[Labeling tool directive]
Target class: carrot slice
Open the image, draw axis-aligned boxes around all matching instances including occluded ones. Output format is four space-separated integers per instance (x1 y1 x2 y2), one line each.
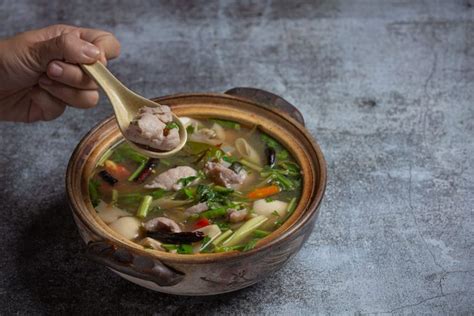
105 160 131 180
247 185 281 199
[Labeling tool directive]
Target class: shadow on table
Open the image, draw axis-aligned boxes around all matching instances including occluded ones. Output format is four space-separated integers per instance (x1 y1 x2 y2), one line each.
15 197 274 314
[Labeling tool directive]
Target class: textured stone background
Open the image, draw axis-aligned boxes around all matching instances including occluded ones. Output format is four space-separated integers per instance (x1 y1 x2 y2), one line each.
0 0 473 314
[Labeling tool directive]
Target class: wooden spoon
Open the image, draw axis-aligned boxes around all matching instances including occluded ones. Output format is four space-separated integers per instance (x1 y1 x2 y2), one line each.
80 62 187 158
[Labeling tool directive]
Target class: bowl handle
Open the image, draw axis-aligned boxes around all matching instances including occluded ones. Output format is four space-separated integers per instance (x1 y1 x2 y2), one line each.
85 240 184 286
224 87 305 126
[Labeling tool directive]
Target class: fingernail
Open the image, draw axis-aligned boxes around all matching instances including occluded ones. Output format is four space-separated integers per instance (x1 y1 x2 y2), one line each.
83 43 100 58
49 62 63 77
39 77 53 86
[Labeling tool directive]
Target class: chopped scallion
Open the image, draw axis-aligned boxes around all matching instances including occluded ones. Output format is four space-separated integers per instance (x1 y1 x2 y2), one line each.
239 159 263 172
253 229 271 238
222 215 267 247
212 229 233 246
177 244 193 254
128 160 147 182
136 195 153 219
88 179 101 207
243 238 260 251
111 189 118 205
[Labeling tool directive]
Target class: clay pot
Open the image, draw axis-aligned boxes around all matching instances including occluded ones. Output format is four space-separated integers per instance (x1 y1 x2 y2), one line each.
66 88 327 295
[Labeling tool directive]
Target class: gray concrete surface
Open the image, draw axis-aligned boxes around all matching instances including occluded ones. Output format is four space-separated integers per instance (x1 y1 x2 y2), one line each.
0 0 473 314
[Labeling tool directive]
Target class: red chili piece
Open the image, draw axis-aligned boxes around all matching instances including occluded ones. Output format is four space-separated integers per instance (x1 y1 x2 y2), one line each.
136 159 159 183
195 218 210 229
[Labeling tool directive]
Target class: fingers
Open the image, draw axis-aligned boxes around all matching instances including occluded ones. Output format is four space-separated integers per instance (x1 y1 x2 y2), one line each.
38 75 99 109
80 28 121 61
46 61 98 89
43 25 121 61
28 25 120 72
29 86 66 122
30 31 101 72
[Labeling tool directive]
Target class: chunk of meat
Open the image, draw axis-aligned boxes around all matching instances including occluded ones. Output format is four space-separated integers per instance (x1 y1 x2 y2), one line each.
184 202 209 215
124 105 180 151
204 162 246 189
144 166 198 191
228 208 248 223
143 217 182 233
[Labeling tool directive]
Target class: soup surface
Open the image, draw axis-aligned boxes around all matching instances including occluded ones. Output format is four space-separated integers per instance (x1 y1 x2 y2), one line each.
89 117 302 254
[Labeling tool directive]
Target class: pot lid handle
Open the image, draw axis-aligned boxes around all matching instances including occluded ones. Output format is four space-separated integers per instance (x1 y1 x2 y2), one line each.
85 240 184 287
224 87 305 126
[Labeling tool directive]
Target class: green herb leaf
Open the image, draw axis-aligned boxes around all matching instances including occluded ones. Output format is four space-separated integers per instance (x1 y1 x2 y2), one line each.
162 244 178 251
260 133 289 162
199 236 213 253
177 175 199 187
186 125 195 134
243 238 260 251
222 155 237 163
253 229 271 238
215 222 230 232
111 143 147 164
200 207 228 219
89 179 101 207
166 122 179 130
210 118 241 130
177 244 193 254
150 189 167 199
276 150 289 160
180 187 195 199
206 147 224 161
260 133 280 149
196 184 233 206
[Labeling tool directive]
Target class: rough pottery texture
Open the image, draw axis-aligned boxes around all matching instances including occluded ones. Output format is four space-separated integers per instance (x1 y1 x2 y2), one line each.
0 0 473 314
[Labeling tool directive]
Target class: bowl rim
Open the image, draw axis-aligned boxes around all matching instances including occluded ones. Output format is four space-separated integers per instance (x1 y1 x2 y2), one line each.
67 92 327 264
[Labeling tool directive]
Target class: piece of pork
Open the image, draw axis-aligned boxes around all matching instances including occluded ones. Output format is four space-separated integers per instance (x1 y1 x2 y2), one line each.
144 166 198 191
227 208 248 223
204 161 246 189
184 202 209 216
124 105 180 151
143 217 182 233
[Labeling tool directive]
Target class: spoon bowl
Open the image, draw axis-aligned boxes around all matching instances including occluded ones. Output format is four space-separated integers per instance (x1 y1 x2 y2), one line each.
80 62 187 158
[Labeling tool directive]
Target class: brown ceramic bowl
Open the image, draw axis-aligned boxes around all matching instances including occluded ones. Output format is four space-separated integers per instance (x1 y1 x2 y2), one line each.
66 88 327 295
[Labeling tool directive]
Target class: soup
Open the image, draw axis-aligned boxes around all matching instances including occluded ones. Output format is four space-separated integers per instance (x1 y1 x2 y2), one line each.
89 117 302 254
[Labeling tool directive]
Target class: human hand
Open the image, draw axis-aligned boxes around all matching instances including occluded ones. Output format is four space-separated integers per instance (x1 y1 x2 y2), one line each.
0 24 120 122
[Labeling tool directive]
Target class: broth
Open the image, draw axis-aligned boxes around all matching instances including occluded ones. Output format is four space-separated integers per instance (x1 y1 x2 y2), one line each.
89 117 302 254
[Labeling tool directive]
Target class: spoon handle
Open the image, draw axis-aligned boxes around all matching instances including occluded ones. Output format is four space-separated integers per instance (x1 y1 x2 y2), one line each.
80 62 130 108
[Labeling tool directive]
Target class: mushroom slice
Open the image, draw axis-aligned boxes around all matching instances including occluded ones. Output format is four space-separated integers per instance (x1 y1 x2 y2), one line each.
235 138 261 164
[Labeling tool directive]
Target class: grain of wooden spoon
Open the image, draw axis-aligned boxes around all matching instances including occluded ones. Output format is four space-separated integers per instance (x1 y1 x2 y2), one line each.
80 62 187 158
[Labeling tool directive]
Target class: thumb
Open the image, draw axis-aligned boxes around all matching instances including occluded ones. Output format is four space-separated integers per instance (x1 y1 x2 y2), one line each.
29 31 101 72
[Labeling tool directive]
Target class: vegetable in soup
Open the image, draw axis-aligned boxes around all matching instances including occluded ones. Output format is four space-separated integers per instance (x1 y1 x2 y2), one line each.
89 117 302 254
